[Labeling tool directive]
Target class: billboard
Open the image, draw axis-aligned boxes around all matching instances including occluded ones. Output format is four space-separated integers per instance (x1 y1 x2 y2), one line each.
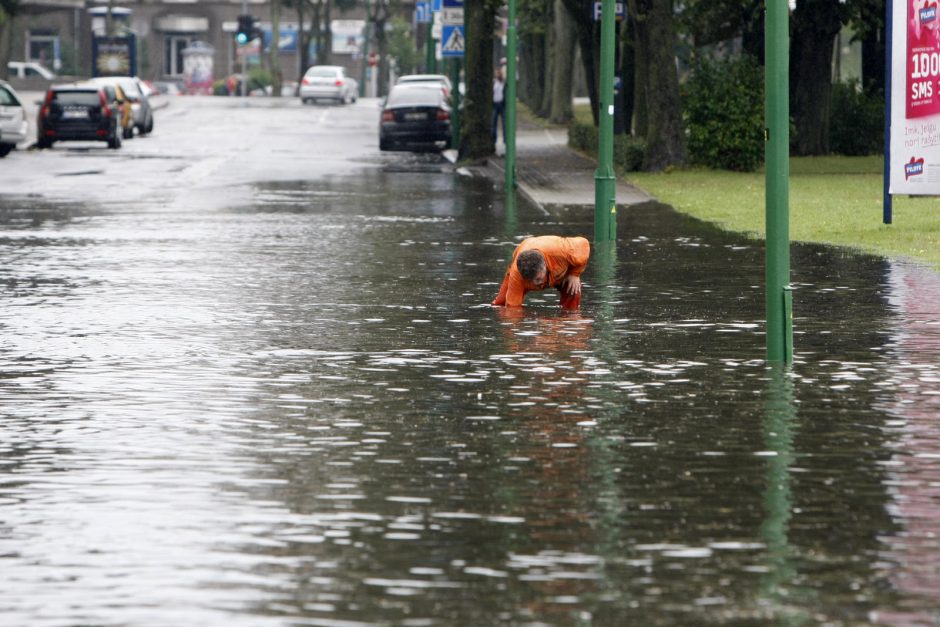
92 35 137 77
890 0 940 194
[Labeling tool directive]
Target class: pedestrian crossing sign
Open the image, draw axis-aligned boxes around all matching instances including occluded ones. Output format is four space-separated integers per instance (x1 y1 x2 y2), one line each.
441 25 465 57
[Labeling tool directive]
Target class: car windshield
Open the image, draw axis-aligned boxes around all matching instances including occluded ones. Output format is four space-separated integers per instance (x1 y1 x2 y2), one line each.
53 91 101 106
309 68 339 78
387 87 442 108
0 86 20 106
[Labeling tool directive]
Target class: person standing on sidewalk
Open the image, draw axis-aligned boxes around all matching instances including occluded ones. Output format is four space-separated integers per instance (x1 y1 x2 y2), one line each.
492 66 506 145
492 236 590 309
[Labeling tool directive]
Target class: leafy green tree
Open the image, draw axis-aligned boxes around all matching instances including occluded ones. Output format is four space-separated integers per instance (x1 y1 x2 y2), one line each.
387 17 419 76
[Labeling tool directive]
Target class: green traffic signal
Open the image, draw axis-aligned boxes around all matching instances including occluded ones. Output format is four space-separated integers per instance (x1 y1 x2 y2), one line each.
236 14 254 45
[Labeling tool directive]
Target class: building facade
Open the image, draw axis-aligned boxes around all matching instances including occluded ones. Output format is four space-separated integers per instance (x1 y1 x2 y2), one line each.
10 0 386 90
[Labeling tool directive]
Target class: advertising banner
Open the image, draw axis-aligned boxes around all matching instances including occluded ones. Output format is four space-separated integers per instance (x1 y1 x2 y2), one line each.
891 0 940 194
92 35 137 77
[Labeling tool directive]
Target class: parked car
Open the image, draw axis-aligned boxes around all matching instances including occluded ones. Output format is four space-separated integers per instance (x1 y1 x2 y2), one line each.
98 82 134 139
36 84 122 150
151 80 182 96
0 80 29 157
299 65 358 105
6 61 56 80
396 74 452 98
379 84 451 152
88 76 153 135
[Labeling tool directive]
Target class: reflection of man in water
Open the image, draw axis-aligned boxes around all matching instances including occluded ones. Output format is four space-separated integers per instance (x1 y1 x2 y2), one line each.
492 235 590 309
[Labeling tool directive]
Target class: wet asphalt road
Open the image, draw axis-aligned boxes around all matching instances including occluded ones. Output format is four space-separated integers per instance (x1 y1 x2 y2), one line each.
2 96 940 626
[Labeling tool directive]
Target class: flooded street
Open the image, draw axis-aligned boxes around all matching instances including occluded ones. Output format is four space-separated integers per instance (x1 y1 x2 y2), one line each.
2 97 939 625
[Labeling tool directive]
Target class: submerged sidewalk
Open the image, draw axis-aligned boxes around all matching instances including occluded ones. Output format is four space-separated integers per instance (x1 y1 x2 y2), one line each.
457 115 652 215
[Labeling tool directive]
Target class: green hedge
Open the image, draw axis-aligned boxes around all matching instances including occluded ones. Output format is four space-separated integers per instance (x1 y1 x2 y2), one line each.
830 80 884 156
568 120 646 172
683 56 765 172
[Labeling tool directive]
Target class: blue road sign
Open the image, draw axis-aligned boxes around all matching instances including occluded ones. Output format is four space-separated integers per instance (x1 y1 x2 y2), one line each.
442 0 463 7
415 0 431 23
432 0 442 12
592 1 626 21
441 24 465 57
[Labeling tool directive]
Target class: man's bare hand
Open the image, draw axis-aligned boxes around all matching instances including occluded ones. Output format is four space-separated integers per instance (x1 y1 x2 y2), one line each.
561 275 581 296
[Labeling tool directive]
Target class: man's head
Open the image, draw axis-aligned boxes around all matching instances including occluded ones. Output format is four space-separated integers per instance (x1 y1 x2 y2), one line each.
517 250 546 286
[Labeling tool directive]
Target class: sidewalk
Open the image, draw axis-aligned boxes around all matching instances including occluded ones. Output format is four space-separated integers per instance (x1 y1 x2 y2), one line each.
458 115 652 216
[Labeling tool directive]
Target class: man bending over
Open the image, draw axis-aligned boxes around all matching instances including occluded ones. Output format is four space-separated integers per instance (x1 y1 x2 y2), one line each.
492 235 591 309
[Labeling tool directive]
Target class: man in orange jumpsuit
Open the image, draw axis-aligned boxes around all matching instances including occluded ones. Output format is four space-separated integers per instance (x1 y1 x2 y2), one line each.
492 235 591 309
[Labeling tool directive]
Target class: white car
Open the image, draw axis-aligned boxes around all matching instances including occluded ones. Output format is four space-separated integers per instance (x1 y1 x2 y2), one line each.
0 80 29 157
7 61 56 80
396 74 452 97
299 65 358 105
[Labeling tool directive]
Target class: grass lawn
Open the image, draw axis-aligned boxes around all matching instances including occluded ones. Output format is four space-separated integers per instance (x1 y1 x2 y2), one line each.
628 156 940 269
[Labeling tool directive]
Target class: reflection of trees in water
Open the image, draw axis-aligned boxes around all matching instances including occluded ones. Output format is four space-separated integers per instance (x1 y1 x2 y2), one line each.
874 263 940 625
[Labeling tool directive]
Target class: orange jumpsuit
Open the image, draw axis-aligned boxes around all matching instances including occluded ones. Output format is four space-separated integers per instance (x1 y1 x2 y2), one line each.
492 236 591 309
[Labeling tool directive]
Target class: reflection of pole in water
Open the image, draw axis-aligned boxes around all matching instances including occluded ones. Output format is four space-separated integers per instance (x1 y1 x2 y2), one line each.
503 188 517 238
592 240 617 295
759 364 811 620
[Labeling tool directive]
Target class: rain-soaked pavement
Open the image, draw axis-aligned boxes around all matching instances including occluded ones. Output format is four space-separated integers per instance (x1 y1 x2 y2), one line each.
2 98 940 626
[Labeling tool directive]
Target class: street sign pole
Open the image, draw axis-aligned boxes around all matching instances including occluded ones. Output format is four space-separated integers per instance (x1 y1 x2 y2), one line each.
594 0 616 242
505 0 517 191
765 0 793 362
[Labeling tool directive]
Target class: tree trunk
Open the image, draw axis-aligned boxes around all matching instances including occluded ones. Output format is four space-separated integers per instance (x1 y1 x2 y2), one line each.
561 0 599 125
538 8 554 118
630 9 648 137
860 21 884 94
519 32 545 113
319 1 332 66
548 0 575 124
791 0 843 155
618 16 635 135
630 0 685 171
270 0 282 96
460 0 498 160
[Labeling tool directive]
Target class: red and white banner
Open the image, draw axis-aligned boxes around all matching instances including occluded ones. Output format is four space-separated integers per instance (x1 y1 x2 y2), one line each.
891 0 940 193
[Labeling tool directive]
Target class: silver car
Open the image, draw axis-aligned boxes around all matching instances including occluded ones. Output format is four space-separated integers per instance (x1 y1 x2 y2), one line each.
0 80 29 157
299 65 358 105
88 76 154 136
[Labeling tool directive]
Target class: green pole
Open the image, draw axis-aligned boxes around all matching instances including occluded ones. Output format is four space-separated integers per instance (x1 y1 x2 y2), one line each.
450 58 461 150
765 0 793 362
594 0 616 242
504 0 517 191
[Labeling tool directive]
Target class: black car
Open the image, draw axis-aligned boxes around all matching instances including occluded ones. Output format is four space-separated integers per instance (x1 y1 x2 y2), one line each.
379 84 451 152
36 84 122 150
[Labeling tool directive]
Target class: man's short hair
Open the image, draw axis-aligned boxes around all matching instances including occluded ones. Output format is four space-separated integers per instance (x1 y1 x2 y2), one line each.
516 249 545 281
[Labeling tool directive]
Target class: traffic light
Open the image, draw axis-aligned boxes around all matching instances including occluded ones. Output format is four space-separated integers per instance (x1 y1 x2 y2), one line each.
236 14 255 45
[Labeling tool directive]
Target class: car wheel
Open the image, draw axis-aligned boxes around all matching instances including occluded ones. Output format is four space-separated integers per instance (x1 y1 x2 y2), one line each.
144 115 153 134
108 130 122 149
36 138 52 150
123 127 133 140
0 143 13 158
379 137 391 151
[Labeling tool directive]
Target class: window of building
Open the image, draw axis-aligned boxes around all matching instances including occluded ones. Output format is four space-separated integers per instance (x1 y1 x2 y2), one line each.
27 31 60 73
165 35 193 76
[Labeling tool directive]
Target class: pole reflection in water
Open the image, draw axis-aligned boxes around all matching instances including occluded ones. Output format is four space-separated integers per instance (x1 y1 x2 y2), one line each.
503 188 518 238
759 364 810 621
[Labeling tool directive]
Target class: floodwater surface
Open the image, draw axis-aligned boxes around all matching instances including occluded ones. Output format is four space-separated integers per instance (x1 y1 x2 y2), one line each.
1 161 939 625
